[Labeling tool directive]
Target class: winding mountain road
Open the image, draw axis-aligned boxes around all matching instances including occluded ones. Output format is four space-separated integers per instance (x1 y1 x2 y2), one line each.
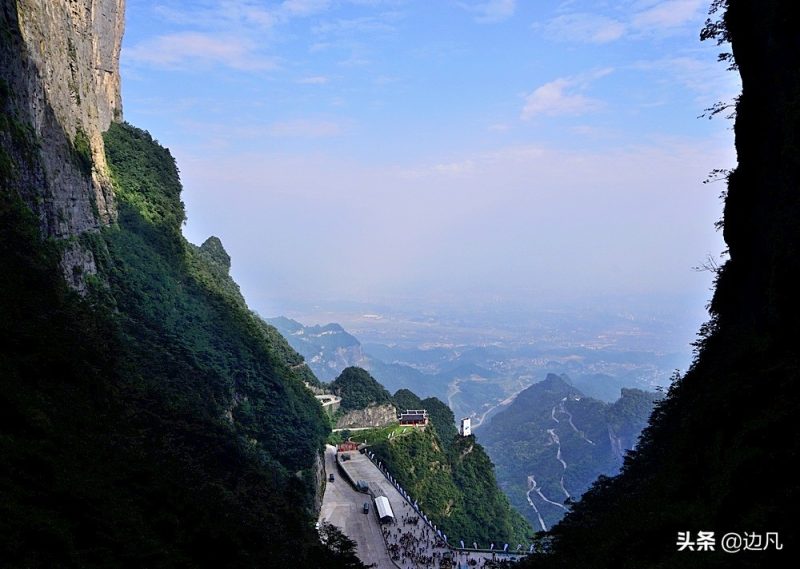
558 398 595 445
546 427 571 500
525 475 548 532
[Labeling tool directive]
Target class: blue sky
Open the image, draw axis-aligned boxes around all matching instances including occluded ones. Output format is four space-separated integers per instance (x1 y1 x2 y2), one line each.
121 0 739 317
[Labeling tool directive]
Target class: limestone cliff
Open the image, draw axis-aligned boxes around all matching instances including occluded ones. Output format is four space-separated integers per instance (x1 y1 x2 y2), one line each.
1 0 124 288
335 403 397 429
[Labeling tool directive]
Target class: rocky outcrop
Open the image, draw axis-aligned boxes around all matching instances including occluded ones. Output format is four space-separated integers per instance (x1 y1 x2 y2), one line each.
311 344 367 382
199 236 231 271
1 0 124 289
312 450 325 514
335 403 397 429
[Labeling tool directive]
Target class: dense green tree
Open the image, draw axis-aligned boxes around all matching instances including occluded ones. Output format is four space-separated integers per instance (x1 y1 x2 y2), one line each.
392 388 424 411
373 390 532 546
331 366 393 411
393 389 459 449
0 120 364 567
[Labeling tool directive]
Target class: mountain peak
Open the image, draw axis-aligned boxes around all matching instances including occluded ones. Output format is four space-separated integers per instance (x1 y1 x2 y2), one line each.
199 236 231 272
330 366 392 411
543 372 572 387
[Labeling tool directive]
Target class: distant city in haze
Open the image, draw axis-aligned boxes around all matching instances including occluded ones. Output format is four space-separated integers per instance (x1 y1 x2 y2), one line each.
274 291 707 355
265 290 703 428
120 0 737 388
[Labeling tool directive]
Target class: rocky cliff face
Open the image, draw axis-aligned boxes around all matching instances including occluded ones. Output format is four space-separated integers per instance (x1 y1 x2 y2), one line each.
335 403 397 429
312 450 326 514
1 0 124 289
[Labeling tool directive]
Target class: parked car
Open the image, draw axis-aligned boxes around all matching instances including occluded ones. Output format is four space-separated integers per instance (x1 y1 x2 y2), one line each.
329 473 335 482
363 502 370 514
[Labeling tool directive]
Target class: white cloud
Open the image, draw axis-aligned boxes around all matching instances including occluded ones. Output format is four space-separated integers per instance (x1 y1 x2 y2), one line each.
312 15 397 36
153 2 277 29
140 1 401 77
570 124 613 138
128 0 341 71
268 119 344 137
279 0 332 17
632 0 705 30
307 12 401 67
399 146 545 179
637 57 716 94
521 69 612 120
540 12 626 44
298 75 330 84
124 32 279 71
155 0 333 27
536 0 705 45
373 75 401 85
459 0 516 24
432 160 476 176
488 123 511 132
337 54 372 67
633 55 741 107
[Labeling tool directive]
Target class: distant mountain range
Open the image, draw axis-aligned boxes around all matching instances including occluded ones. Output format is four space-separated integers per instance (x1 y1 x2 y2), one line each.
266 316 667 428
270 315 661 535
477 374 660 532
266 316 367 382
266 316 453 400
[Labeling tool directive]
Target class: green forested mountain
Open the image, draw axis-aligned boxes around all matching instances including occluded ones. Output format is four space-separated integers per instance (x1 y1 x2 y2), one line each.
190 240 321 387
330 366 393 411
267 316 448 400
0 118 364 567
370 390 533 547
100 121 331 474
393 388 459 448
477 374 659 531
2 4 529 560
5 1 797 567
518 1 798 566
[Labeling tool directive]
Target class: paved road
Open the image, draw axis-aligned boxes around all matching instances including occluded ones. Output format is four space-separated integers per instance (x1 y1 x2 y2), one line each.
319 445 396 569
325 446 528 568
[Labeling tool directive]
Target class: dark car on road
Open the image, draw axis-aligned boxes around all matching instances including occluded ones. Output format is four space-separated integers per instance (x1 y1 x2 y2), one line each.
329 473 335 482
363 502 370 514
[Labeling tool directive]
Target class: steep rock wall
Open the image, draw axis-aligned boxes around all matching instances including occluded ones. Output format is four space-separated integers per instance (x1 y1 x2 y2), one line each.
335 403 397 429
1 0 124 288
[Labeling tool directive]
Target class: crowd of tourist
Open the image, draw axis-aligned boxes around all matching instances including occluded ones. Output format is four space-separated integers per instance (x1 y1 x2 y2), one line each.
380 498 520 568
360 450 523 568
